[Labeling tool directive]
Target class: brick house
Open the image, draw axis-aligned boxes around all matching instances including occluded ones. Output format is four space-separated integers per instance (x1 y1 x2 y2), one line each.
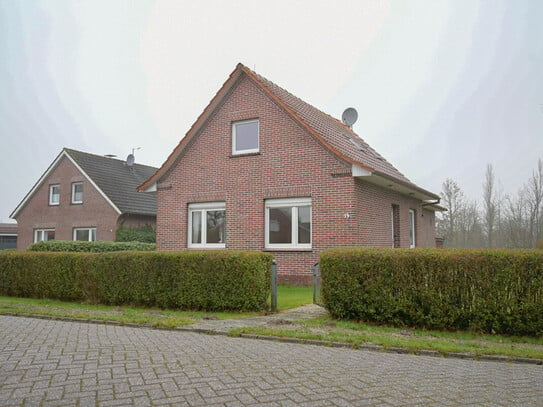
11 148 157 250
139 64 443 284
0 223 17 250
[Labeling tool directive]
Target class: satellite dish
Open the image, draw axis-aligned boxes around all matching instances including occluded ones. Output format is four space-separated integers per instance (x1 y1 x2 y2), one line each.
342 107 358 128
126 154 135 167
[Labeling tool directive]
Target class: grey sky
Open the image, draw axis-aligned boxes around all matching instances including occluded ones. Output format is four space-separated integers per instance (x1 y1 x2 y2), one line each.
1 0 542 223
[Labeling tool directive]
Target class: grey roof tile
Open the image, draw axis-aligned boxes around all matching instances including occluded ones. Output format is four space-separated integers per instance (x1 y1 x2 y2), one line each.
65 149 157 216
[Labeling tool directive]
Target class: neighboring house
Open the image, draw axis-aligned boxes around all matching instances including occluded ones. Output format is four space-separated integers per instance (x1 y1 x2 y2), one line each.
139 63 443 284
0 223 17 250
11 148 158 250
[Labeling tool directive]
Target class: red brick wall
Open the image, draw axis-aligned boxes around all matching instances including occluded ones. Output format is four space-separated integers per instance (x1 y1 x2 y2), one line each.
14 155 120 250
354 180 436 249
156 75 437 284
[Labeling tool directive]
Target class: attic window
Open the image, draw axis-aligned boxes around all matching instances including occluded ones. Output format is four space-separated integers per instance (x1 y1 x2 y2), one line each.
232 119 259 155
71 182 83 204
49 184 60 206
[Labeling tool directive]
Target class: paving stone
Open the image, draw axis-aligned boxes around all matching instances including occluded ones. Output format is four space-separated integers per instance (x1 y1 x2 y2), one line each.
1 315 543 406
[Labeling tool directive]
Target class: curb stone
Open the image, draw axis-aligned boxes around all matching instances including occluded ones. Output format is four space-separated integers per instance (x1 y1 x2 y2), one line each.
2 311 542 366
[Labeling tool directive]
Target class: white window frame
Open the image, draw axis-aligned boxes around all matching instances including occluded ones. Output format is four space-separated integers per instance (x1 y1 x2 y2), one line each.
73 227 96 242
49 184 60 205
71 182 83 204
409 209 416 248
34 229 55 243
188 202 226 248
265 197 312 250
232 119 259 155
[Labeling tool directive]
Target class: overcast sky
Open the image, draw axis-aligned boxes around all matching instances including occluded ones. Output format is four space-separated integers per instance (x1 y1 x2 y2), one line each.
1 0 542 223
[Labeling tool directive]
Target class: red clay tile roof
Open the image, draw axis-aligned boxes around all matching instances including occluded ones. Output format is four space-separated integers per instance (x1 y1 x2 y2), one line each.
139 63 438 200
244 66 411 183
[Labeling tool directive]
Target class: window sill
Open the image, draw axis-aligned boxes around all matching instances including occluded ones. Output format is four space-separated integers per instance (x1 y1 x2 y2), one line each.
229 152 261 158
263 248 313 252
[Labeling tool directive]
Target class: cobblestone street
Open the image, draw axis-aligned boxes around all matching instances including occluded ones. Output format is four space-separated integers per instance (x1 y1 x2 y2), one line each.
1 315 542 406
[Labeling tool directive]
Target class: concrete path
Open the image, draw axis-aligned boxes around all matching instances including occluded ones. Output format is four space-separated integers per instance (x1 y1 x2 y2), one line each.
1 315 542 406
183 303 328 334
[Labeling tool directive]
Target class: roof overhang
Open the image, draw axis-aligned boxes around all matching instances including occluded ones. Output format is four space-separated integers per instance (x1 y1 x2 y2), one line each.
352 164 442 204
10 149 122 219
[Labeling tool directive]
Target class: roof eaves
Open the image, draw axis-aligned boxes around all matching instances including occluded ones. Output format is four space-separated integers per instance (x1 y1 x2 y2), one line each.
10 149 67 219
138 64 246 191
240 65 375 174
63 151 122 215
373 170 440 201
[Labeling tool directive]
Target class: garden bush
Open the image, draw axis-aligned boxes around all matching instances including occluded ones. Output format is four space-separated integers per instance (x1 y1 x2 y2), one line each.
115 225 156 243
321 248 543 336
27 240 156 252
0 250 273 311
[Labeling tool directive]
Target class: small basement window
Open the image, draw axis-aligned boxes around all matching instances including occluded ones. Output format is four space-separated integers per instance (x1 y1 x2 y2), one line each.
232 119 259 155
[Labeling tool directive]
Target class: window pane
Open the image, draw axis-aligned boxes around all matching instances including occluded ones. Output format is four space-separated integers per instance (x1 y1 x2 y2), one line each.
191 211 202 244
90 229 96 241
46 230 55 241
75 229 89 241
206 210 225 244
269 207 292 244
235 121 258 152
50 185 60 204
298 206 311 244
409 210 415 247
73 183 83 202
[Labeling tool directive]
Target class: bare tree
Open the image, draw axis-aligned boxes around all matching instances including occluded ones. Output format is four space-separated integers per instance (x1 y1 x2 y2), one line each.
482 164 497 248
439 178 465 247
526 158 543 247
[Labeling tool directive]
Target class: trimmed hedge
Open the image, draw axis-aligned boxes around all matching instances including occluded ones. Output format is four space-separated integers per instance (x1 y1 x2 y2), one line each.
321 248 543 336
28 240 156 252
0 250 273 311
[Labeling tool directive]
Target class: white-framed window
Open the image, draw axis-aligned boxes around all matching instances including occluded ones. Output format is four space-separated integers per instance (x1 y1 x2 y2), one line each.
265 197 311 249
71 182 83 204
73 227 96 242
188 202 226 248
409 209 416 248
34 229 55 242
232 119 259 155
49 184 60 205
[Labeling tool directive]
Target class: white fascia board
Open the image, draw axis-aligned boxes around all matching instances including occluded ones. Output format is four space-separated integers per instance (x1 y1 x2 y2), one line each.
141 182 157 193
352 164 372 177
10 150 67 218
64 154 122 215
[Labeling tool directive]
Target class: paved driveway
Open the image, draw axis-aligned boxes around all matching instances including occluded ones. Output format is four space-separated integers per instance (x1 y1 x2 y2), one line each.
1 316 542 406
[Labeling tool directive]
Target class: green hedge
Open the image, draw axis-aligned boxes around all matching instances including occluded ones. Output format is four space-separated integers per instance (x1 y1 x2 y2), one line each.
28 240 156 252
115 225 156 243
321 248 543 336
0 251 273 311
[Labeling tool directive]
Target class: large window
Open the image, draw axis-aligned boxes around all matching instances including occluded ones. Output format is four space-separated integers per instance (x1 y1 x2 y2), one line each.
188 202 226 248
71 182 83 204
49 184 60 205
35 229 55 242
265 198 311 249
232 119 259 155
73 227 96 242
409 209 416 248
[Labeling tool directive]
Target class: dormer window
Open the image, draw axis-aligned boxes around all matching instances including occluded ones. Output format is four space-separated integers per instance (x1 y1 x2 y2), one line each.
49 184 60 205
232 119 259 155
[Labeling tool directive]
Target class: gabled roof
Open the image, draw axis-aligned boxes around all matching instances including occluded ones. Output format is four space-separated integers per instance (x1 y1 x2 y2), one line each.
139 63 439 201
11 148 158 219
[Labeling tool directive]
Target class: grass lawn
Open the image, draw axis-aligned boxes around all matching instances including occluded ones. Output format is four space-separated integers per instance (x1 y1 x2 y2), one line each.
0 285 312 328
2 287 542 360
276 285 313 310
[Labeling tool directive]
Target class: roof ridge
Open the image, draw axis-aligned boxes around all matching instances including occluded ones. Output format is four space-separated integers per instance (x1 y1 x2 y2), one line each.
64 147 158 171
